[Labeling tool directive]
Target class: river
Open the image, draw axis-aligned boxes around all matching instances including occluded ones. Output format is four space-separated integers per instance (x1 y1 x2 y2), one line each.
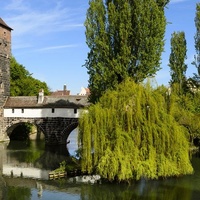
0 130 200 200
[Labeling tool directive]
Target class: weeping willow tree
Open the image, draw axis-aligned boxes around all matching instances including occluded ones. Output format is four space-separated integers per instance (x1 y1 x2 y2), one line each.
78 79 193 182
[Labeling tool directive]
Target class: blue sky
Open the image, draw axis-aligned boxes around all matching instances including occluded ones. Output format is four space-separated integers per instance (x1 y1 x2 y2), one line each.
0 0 199 94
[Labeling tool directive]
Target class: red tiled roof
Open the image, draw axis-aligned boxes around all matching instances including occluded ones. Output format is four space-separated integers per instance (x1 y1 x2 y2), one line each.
0 18 13 30
50 90 70 96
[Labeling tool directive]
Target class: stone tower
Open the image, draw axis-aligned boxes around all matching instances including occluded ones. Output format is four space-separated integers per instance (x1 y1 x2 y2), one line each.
0 18 12 141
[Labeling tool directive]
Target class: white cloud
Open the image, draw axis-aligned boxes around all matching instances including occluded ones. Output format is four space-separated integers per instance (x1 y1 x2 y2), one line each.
37 44 78 52
4 0 84 37
4 0 28 11
2 0 86 53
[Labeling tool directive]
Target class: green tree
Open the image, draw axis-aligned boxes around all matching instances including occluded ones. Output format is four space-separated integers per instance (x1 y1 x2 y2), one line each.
10 57 50 96
78 79 193 182
192 3 200 85
168 31 187 93
84 0 169 103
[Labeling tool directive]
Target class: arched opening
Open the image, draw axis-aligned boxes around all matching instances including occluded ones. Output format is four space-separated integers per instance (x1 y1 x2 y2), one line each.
67 127 79 156
7 122 45 141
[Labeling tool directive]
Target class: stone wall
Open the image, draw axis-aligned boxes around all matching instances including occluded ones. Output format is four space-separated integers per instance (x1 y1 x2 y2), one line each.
0 55 10 141
0 56 10 99
0 20 12 142
4 117 78 145
36 117 78 145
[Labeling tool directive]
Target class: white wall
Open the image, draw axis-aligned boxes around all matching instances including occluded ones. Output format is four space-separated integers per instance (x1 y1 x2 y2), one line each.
3 164 50 180
3 108 81 118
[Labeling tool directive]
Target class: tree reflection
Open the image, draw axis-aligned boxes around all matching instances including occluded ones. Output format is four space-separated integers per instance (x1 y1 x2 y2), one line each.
7 140 44 164
79 180 193 200
35 144 69 170
6 140 70 170
6 186 31 200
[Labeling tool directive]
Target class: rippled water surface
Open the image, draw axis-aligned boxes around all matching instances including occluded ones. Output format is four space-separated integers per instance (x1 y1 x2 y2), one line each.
0 131 200 200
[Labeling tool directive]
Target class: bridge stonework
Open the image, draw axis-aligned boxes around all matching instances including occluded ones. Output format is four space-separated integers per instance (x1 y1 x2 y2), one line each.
5 117 79 145
36 117 78 145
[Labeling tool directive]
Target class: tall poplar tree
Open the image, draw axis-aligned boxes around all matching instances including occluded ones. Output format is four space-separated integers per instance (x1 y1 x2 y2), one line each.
192 3 200 84
84 0 169 103
168 31 187 93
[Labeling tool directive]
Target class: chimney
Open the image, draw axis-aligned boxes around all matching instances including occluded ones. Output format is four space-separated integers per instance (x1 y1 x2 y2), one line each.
63 84 67 91
38 89 44 104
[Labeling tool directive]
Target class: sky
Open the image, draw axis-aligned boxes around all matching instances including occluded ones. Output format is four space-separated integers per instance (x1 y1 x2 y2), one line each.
0 0 199 94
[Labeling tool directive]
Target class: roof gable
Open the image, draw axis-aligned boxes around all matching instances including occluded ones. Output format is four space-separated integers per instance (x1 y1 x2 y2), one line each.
0 18 13 30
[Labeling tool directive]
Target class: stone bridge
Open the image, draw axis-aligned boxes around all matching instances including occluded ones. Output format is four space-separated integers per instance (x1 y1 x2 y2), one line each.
2 93 89 145
0 18 90 146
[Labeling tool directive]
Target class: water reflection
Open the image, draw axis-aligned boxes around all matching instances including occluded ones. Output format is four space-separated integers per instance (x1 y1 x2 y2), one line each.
1 138 200 199
0 177 193 200
3 140 70 180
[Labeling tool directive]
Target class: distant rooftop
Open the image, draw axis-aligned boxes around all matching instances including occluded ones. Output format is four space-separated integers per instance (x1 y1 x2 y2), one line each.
50 84 70 96
79 87 90 96
50 90 70 96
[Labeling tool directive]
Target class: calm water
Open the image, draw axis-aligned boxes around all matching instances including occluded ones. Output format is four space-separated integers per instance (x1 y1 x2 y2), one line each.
0 131 200 200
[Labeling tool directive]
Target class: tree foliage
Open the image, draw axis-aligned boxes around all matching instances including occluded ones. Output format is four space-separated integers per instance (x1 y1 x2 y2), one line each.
168 31 187 93
10 57 50 96
78 79 193 182
192 3 200 86
84 0 169 103
168 83 200 141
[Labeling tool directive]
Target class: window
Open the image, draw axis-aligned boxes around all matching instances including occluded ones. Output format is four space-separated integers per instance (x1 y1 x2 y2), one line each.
74 108 77 114
12 109 14 113
21 109 24 113
52 108 55 113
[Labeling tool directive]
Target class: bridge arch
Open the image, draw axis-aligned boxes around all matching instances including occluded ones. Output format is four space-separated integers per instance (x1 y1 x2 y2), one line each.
5 118 44 141
6 118 35 136
60 120 79 144
4 117 80 145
